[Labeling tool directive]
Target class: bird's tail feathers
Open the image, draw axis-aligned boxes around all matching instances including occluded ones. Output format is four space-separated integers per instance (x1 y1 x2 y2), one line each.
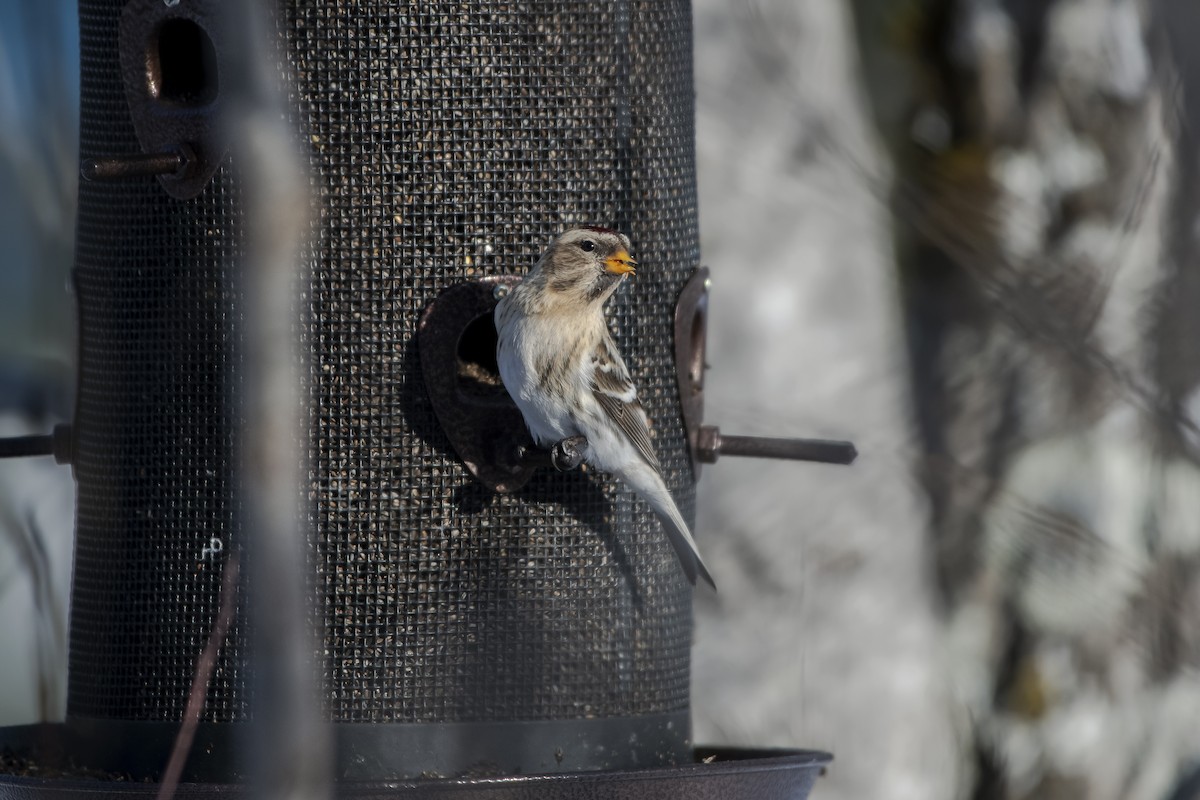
617 462 715 589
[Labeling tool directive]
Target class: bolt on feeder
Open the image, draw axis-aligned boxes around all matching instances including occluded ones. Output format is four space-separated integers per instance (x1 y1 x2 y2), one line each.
1 1 850 798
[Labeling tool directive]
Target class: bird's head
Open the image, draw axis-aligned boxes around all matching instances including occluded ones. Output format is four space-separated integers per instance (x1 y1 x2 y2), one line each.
534 226 637 306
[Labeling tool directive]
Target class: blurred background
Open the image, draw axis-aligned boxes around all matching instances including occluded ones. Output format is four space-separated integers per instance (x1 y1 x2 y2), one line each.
0 3 77 726
3 1 1200 799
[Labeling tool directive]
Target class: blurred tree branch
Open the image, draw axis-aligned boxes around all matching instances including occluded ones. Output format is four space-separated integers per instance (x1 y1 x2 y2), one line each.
849 1 1200 798
229 4 330 799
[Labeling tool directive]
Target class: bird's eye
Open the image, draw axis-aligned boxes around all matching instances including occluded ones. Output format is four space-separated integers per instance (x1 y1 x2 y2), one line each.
579 240 596 252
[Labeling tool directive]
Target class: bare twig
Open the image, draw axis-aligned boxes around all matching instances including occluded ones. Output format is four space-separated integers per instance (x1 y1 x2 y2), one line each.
156 553 240 800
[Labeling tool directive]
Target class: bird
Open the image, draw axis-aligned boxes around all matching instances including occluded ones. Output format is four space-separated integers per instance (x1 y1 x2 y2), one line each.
494 226 715 588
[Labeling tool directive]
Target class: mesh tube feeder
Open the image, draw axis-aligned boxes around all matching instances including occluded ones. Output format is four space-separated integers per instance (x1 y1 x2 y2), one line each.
1 1 844 797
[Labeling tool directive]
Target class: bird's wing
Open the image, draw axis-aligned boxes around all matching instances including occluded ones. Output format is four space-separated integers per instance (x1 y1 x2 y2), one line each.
590 333 662 471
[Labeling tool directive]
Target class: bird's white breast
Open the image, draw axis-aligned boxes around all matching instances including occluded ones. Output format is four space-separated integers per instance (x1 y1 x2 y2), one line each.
495 295 647 475
495 301 580 446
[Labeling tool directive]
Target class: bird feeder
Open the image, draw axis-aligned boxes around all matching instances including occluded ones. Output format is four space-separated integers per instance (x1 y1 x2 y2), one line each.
0 1 848 797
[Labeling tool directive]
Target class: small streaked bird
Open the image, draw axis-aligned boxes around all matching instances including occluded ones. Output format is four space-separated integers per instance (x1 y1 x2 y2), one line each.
495 226 715 588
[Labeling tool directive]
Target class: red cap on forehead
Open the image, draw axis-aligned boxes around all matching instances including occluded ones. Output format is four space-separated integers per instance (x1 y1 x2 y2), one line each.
580 224 621 235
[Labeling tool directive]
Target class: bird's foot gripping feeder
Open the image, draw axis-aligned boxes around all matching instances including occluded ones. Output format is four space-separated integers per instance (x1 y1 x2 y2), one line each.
515 436 590 473
2 1 837 798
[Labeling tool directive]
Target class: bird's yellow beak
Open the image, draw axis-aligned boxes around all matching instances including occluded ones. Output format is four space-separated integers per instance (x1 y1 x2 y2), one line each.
605 250 637 275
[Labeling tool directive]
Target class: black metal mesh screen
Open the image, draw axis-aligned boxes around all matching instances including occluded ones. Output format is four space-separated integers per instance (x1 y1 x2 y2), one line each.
70 0 699 739
70 0 248 721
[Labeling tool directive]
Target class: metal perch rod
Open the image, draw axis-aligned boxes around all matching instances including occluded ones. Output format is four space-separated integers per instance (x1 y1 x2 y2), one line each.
698 428 857 465
0 435 54 458
518 430 857 473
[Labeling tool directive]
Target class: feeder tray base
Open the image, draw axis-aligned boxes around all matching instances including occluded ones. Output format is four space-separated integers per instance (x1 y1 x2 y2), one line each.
0 747 829 800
